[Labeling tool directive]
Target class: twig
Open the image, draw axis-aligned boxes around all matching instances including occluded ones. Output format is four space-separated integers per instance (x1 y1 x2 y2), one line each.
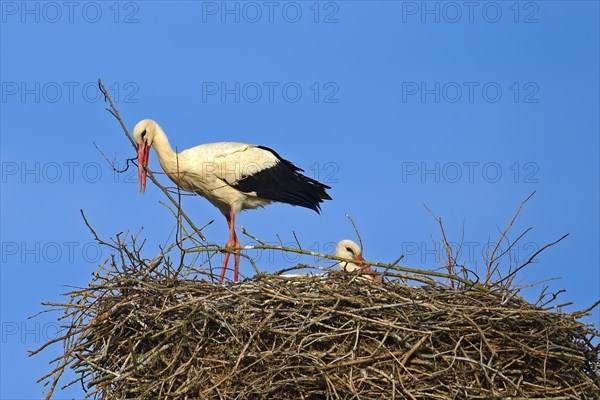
495 233 569 288
487 192 536 274
345 214 363 251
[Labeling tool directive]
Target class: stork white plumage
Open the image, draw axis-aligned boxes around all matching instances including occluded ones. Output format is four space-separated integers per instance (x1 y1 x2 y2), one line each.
132 119 332 283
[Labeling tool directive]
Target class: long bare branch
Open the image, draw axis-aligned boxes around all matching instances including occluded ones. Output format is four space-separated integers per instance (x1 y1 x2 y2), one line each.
97 79 207 241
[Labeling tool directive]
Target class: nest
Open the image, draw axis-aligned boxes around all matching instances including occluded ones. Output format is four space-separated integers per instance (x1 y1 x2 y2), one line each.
37 260 599 399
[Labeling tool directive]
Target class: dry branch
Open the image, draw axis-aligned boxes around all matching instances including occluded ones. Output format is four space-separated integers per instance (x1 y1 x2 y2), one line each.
97 79 208 241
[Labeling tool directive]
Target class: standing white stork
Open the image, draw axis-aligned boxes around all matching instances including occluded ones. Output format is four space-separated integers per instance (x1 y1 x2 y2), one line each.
132 119 332 283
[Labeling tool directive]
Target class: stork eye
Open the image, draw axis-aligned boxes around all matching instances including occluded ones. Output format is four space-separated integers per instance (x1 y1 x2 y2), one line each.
345 247 354 254
141 129 147 139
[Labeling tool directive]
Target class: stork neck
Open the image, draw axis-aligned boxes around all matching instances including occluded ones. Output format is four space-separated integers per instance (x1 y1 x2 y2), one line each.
151 127 177 164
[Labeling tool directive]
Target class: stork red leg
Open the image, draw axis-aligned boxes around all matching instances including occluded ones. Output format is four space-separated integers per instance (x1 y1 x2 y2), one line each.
219 208 241 283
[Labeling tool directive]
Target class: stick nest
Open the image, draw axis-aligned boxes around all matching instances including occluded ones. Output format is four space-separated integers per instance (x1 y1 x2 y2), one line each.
37 262 599 399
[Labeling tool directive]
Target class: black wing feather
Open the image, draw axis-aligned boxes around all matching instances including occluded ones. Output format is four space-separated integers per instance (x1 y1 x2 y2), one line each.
232 145 332 213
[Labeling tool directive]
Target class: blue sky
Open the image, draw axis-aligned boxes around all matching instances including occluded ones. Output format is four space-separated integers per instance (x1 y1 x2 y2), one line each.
1 1 599 398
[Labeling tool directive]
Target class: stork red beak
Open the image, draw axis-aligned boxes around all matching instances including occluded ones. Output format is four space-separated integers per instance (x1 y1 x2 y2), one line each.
354 255 381 281
137 143 150 193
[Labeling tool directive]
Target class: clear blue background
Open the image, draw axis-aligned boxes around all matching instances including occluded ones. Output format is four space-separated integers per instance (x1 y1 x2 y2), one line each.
1 1 598 398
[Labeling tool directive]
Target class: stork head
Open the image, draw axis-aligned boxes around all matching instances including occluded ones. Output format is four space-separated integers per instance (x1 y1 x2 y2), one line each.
335 239 379 281
132 119 158 193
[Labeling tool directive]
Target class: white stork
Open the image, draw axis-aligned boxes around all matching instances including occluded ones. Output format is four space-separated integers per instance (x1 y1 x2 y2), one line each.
282 240 379 281
132 119 332 282
335 239 380 281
